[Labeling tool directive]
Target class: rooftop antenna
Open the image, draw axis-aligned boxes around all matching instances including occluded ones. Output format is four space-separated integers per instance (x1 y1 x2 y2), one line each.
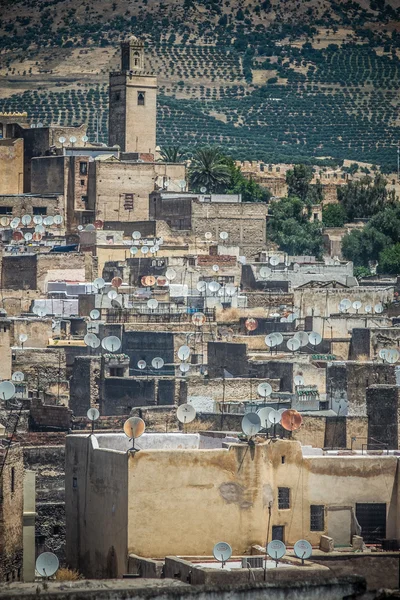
137 360 147 371
179 362 190 375
386 349 399 364
205 231 213 241
58 136 66 147
267 540 286 568
130 246 138 255
147 298 158 311
192 312 206 327
123 417 145 452
294 539 312 565
177 403 196 432
269 255 280 269
157 275 168 287
241 412 261 439
268 409 282 438
294 375 305 386
87 407 100 433
179 179 187 192
365 304 372 313
102 336 121 352
196 281 207 293
374 303 383 314
208 281 220 294
53 215 63 226
141 246 150 255
379 348 388 362
69 136 77 147
82 135 89 146
0 217 10 227
43 216 54 226
178 345 190 361
108 289 118 301
111 276 123 289
212 542 232 569
259 266 271 279
219 231 228 243
339 298 351 313
93 277 106 292
165 268 177 281
294 332 309 348
24 232 33 242
94 220 104 230
200 186 207 194
212 264 220 273
36 552 59 579
281 409 303 432
19 333 28 348
132 231 141 241
84 333 101 349
257 407 273 434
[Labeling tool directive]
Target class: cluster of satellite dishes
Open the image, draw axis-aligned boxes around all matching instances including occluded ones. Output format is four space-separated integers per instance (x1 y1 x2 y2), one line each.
129 230 164 257
241 404 303 438
338 299 384 314
212 538 312 569
0 214 63 243
259 257 280 279
264 331 321 353
58 135 89 147
379 348 400 364
203 231 229 244
196 279 237 299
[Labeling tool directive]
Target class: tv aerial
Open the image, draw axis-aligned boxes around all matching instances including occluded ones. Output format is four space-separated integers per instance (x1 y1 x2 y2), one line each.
82 135 89 144
36 552 59 578
37 307 47 318
108 289 118 300
90 309 100 320
179 179 187 191
225 285 236 297
196 281 207 293
111 277 123 289
208 281 220 293
257 382 272 399
192 312 206 326
12 371 24 382
141 245 149 254
123 416 145 452
294 375 305 386
93 277 105 291
69 136 77 145
212 264 220 272
308 331 322 347
0 381 15 400
386 349 399 364
33 215 43 225
85 224 96 232
294 539 312 565
339 298 351 313
102 336 121 352
130 246 138 255
365 304 372 313
58 136 66 145
259 266 271 279
53 215 63 225
177 403 196 424
179 363 190 374
281 409 303 431
265 334 278 348
87 407 100 433
241 412 261 437
205 231 213 240
152 357 164 370
268 409 282 426
10 217 20 229
0 216 10 227
178 345 190 361
147 298 158 310
132 231 141 240
19 333 28 347
257 407 273 431
212 542 232 569
267 540 286 564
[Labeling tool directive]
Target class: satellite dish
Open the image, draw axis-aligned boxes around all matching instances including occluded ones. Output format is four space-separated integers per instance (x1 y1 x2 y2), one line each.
386 349 399 364
274 332 283 345
19 333 28 344
130 246 138 255
287 338 300 352
85 224 96 232
212 264 220 272
36 122 44 128
339 298 351 313
219 231 229 241
123 416 145 440
33 215 43 225
141 275 156 287
111 276 123 289
267 540 287 560
294 375 305 386
205 232 212 240
259 266 272 279
177 403 196 423
225 285 236 297
93 277 105 291
10 218 20 229
213 542 232 564
147 298 158 310
12 371 24 382
179 363 190 373
268 409 282 425
352 300 362 313
308 331 322 346
24 232 33 241
200 186 207 193
87 407 100 421
374 303 383 314
141 245 149 255
37 308 47 317
152 357 164 369
35 552 59 577
179 179 187 190
178 345 190 361
0 216 10 226
0 381 15 400
281 409 303 431
165 268 176 280
21 214 32 226
294 539 312 561
241 412 261 437
84 333 99 347
365 304 372 313
137 360 147 371
132 231 141 240
69 136 77 144
257 407 273 429
265 334 278 348
58 136 66 144
32 231 42 241
150 246 157 254
197 281 207 292
13 231 23 242
82 135 89 143
245 318 258 332
294 331 309 347
157 275 168 287
192 312 206 326
379 348 388 361
35 225 45 234
258 382 272 398
53 215 63 225
108 290 118 300
208 281 220 293
102 336 121 352
90 309 100 320
94 220 104 230
269 255 280 266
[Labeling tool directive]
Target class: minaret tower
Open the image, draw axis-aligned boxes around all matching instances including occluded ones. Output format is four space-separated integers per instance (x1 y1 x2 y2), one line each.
108 36 157 157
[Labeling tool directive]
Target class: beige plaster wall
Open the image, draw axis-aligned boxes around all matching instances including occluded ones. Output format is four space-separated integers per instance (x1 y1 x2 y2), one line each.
0 139 23 194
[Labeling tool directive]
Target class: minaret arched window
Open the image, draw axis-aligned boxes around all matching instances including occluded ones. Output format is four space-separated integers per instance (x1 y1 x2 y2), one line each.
133 52 140 67
137 92 145 106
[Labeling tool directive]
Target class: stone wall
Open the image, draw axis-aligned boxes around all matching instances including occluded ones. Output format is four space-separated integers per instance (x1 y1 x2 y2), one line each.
29 398 72 431
0 444 23 582
367 385 399 450
0 138 23 194
69 356 101 416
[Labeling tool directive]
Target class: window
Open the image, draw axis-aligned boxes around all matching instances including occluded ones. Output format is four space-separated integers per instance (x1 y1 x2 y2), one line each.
278 487 290 509
81 179 85 186
33 207 47 215
81 195 88 203
53 525 61 535
272 525 284 541
110 367 124 377
10 467 15 493
79 162 88 175
124 193 134 210
115 92 121 102
73 477 77 489
313 213 319 221
281 456 286 464
0 206 12 215
310 505 325 531
137 92 145 106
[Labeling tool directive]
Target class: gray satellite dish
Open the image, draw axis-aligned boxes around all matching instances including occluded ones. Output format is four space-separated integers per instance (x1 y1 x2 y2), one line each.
179 179 187 190
179 363 190 373
219 231 229 241
0 381 15 400
197 281 207 292
267 540 286 560
12 371 25 382
19 333 28 345
35 225 45 234
374 303 383 314
36 552 59 577
165 268 176 281
177 403 196 423
353 300 362 313
268 409 281 425
178 345 190 361
53 215 63 225
108 290 118 300
85 224 96 231
294 375 305 386
102 336 121 352
274 332 284 345
265 334 278 348
141 246 149 254
225 285 236 297
294 331 309 347
87 407 100 421
150 246 157 254
287 338 300 352
259 266 272 279
84 333 99 348
21 214 32 226
93 277 105 291
241 412 261 437
130 246 138 255
257 407 273 429
132 231 141 240
90 309 100 320
37 308 47 317
33 215 43 225
200 186 207 193
213 542 232 566
208 281 220 293
10 218 20 229
212 264 220 272
294 539 312 562
270 255 280 266
137 360 147 370
258 382 272 398
386 349 399 364
152 357 164 369
308 331 322 346
58 136 66 144
43 216 53 226
147 299 158 310
365 304 372 313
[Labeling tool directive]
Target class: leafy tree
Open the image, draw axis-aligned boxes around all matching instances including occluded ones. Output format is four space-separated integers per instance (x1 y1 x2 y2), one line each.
341 227 390 266
268 197 323 257
188 146 231 193
378 244 400 274
226 160 271 202
158 146 187 163
354 266 372 279
337 174 396 220
322 203 347 227
286 164 313 202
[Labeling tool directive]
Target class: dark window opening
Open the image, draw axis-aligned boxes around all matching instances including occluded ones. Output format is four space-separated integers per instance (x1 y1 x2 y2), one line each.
313 213 318 221
79 162 88 175
137 92 145 106
33 207 47 215
188 258 196 266
110 367 124 377
278 487 290 509
73 477 77 489
310 505 325 531
0 206 12 215
11 466 15 493
53 525 61 535
115 92 121 101
272 525 284 541
80 179 85 186
356 503 386 543
281 456 285 464
81 196 88 203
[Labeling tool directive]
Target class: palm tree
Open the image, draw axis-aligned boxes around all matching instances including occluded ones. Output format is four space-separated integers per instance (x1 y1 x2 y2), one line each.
158 146 187 162
188 146 231 193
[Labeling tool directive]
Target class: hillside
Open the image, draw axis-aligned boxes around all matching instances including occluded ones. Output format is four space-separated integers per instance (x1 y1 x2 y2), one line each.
1 0 400 169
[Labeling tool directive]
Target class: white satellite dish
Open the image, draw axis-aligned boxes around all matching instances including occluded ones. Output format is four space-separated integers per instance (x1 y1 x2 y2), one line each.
93 277 105 291
212 264 220 272
379 348 388 361
84 333 100 348
132 231 141 240
274 332 283 345
69 136 77 144
36 552 59 577
294 375 305 386
200 186 207 193
219 231 229 241
179 363 190 373
260 266 272 279
33 215 42 225
141 245 149 254
177 403 196 423
257 407 273 429
102 336 121 352
265 334 278 348
386 349 399 364
24 232 33 241
58 136 66 144
21 214 32 226
0 381 15 400
12 371 25 382
35 225 45 234
179 179 187 190
374 303 383 314
178 345 190 361
150 246 157 254
19 333 28 345
268 409 282 425
130 246 138 255
90 309 100 320
108 290 118 300
85 224 96 232
294 331 309 347
165 268 176 281
10 218 20 229
269 255 280 266
365 304 372 313
147 299 158 310
287 338 300 352
257 382 272 398
87 407 100 421
137 360 147 370
37 308 47 317
44 216 54 226
308 331 322 346
82 135 89 143
241 412 261 436
53 215 63 225
197 281 207 292
294 539 312 562
205 232 213 240
225 285 236 297
267 540 286 560
151 357 164 369
213 542 232 565
352 300 362 313
208 281 220 293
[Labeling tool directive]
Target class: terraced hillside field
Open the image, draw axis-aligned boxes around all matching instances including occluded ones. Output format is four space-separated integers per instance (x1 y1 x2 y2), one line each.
0 0 400 169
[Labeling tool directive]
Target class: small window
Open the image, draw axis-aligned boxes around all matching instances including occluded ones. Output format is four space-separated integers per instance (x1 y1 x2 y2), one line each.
73 477 77 489
281 456 285 464
53 525 61 535
115 91 121 102
81 195 88 203
109 367 124 377
80 179 85 186
33 207 47 215
137 92 145 106
310 505 325 531
278 487 290 509
313 213 318 221
124 193 134 210
79 162 88 175
0 206 12 215
11 467 15 493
